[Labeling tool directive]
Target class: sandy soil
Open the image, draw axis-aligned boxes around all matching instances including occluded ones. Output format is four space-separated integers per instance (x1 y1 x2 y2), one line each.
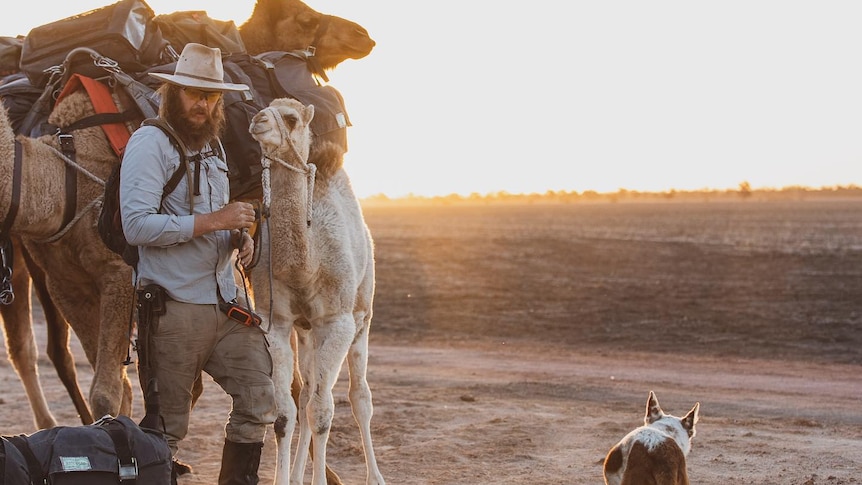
1 200 861 484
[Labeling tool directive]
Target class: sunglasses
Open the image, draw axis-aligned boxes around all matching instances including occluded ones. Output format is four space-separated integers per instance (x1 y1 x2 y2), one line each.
183 87 223 104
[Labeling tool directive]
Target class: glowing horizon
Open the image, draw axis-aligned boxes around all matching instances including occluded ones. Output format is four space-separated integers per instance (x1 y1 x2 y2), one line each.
5 1 862 200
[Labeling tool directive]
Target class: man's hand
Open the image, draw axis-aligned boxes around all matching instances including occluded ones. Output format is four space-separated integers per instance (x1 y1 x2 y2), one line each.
193 201 256 237
233 230 255 268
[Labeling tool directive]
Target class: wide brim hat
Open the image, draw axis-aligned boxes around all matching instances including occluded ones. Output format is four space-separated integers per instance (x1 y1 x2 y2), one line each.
150 43 248 92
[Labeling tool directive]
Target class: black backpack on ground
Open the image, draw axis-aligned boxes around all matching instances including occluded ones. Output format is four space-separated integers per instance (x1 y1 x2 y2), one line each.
0 415 171 484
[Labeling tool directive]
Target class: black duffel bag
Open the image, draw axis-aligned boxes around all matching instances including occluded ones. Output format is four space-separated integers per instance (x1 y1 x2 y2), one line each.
0 415 172 484
19 0 170 88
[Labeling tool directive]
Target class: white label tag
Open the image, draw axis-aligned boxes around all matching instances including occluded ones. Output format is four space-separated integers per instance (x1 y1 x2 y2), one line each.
336 112 347 128
60 456 92 472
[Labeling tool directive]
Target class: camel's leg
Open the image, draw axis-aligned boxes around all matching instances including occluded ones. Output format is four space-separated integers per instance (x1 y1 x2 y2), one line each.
47 274 133 419
0 251 57 430
305 316 355 485
94 282 134 417
291 338 344 485
22 247 93 424
270 323 298 485
291 328 315 483
347 318 385 485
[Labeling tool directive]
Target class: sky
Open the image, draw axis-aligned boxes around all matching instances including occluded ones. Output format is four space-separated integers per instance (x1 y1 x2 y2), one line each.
3 1 862 198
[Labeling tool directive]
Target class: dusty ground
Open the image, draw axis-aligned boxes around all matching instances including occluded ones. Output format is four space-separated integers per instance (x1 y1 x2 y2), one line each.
1 199 861 484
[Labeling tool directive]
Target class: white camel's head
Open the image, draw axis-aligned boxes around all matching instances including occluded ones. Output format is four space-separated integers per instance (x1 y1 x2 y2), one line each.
249 98 314 163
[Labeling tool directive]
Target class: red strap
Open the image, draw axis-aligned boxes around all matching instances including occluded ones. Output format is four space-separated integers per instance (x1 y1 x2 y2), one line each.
56 74 131 157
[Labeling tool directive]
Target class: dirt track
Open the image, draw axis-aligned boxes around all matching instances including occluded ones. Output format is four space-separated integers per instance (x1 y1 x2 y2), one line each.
1 200 861 484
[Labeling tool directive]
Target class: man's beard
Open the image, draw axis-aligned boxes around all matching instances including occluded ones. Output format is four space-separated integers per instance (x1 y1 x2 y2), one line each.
159 85 226 151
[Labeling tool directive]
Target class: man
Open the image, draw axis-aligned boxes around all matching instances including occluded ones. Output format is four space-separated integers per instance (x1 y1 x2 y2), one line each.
120 43 276 484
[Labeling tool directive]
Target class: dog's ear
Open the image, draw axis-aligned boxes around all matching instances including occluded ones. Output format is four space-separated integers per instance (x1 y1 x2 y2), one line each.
682 402 700 437
645 390 664 424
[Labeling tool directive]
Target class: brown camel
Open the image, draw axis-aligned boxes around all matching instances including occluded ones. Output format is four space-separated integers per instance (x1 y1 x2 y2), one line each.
239 0 376 64
0 88 137 427
2 0 374 435
249 98 384 485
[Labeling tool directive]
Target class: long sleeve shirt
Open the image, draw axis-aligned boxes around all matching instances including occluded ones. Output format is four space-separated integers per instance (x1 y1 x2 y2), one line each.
119 123 237 304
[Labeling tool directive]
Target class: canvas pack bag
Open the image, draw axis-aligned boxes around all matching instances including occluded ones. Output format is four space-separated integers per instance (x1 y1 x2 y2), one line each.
0 36 23 77
234 51 352 152
153 10 247 56
0 74 43 135
19 0 170 88
0 415 171 484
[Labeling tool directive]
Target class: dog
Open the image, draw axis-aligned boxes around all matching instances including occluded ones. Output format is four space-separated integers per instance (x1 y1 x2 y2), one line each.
603 391 700 485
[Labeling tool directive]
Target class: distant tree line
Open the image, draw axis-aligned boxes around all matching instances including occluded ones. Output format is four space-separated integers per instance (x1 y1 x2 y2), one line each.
360 183 862 206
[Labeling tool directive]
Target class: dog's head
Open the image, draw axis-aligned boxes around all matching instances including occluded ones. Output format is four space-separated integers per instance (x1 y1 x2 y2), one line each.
644 390 700 454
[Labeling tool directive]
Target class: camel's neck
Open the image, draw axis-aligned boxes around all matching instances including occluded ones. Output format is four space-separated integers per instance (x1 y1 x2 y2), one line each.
267 154 316 278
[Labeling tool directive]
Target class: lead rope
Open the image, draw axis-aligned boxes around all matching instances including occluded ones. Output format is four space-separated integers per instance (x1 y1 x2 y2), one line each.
259 155 275 333
233 256 267 333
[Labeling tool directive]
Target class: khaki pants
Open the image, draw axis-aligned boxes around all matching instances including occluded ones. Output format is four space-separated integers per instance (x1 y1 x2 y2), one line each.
149 299 276 456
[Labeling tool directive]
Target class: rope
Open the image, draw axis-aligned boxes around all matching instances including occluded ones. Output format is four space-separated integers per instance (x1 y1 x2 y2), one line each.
258 106 315 226
261 157 271 218
29 143 110 243
45 143 108 187
32 196 103 244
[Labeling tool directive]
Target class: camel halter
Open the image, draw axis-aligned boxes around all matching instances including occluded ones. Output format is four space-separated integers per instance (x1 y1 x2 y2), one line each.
305 15 332 83
256 105 316 334
258 106 316 227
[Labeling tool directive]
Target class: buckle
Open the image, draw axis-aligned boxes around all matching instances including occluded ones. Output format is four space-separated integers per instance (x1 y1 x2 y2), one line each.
118 457 138 481
58 133 75 154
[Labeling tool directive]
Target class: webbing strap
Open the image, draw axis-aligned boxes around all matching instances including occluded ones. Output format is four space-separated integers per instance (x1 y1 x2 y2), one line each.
105 419 138 483
307 16 331 82
56 134 78 233
0 141 24 305
6 435 46 484
56 74 132 157
64 112 138 133
141 118 223 214
110 70 159 120
1 140 23 239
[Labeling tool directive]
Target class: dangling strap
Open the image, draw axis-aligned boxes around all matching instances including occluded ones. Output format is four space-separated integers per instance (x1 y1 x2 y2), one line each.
1 140 23 239
306 15 332 83
6 434 47 484
0 140 24 305
103 418 138 483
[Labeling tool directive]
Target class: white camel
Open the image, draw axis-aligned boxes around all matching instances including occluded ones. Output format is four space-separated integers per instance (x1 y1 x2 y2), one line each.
249 98 384 485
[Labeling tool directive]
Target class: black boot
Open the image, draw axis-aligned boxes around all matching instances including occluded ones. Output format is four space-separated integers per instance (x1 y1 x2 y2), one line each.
218 440 263 485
